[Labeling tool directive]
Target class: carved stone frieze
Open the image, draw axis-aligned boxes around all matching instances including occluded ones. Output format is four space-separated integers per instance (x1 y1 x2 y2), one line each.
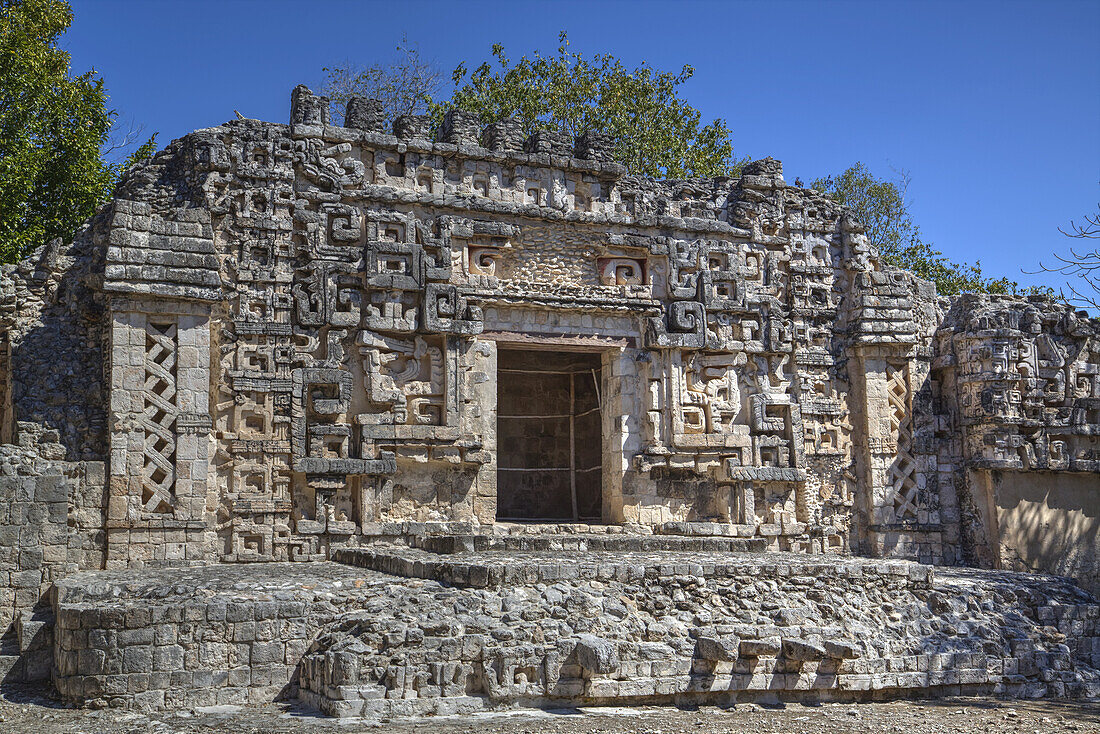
0 85 1093 571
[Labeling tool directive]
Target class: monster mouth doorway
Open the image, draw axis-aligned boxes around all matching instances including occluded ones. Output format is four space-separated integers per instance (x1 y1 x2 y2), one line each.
496 349 603 521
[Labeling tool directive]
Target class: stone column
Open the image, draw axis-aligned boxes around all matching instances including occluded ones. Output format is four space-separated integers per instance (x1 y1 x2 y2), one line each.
850 346 899 555
602 346 643 524
466 338 497 524
105 298 213 568
851 344 941 560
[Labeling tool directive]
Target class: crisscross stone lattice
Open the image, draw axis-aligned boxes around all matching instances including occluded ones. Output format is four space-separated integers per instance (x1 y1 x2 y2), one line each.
141 321 178 513
886 363 918 521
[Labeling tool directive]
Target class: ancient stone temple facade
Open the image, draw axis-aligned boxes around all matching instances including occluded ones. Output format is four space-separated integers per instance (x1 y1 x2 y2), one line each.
0 86 1096 712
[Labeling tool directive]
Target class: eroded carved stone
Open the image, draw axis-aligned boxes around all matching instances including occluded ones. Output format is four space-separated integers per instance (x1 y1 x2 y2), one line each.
0 82 1097 717
0 83 1094 591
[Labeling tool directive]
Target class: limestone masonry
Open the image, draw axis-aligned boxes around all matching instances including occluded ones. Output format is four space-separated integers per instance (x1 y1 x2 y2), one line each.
0 86 1097 715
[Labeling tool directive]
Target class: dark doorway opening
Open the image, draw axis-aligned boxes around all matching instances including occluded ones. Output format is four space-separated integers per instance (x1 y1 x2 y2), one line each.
496 349 603 521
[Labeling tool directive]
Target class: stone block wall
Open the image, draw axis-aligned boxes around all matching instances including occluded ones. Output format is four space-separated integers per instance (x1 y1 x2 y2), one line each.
0 424 104 680
52 564 383 709
49 558 1100 715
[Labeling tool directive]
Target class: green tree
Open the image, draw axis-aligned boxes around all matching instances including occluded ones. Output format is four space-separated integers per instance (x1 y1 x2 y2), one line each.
435 33 737 179
0 0 152 264
325 32 739 178
813 163 1025 296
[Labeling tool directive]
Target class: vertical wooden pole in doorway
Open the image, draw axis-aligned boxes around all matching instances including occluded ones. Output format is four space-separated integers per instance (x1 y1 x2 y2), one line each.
569 370 578 521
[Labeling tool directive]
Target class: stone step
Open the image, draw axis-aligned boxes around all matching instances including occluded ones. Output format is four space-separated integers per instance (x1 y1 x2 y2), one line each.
409 533 770 555
489 522 639 536
334 546 645 588
654 521 829 538
0 653 23 682
16 609 54 653
334 544 847 589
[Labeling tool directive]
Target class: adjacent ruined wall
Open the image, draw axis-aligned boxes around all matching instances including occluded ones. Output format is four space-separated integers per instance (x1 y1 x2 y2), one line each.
932 295 1099 589
0 424 105 680
0 214 110 461
0 187 111 678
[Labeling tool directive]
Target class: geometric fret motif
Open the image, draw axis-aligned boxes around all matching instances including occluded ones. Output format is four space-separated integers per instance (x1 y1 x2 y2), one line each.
141 321 178 514
886 362 918 520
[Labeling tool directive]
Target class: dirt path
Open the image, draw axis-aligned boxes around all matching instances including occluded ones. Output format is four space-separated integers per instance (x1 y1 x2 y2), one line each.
0 686 1097 734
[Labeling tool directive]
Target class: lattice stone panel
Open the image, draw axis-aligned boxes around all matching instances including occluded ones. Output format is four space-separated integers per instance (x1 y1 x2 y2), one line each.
886 362 918 520
142 322 178 513
107 301 214 568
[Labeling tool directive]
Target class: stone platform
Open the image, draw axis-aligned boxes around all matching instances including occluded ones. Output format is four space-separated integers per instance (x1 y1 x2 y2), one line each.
48 546 1100 717
336 527 790 588
335 546 900 589
51 562 390 709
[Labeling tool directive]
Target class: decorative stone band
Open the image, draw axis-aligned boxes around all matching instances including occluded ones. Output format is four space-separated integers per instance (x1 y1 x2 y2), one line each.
724 466 807 482
292 455 397 475
175 413 211 436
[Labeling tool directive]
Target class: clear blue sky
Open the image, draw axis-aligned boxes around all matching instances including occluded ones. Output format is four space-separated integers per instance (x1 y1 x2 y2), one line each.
65 0 1099 294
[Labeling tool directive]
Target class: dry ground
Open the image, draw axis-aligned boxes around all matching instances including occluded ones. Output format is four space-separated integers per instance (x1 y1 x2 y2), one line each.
0 686 1096 734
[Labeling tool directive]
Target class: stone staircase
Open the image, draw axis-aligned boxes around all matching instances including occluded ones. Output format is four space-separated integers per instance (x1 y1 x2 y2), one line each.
0 608 53 683
335 521 848 587
408 531 770 555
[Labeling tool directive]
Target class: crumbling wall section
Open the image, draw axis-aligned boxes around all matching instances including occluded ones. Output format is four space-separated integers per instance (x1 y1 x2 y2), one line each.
48 558 1100 714
933 295 1099 584
0 424 105 680
0 213 110 461
0 189 113 680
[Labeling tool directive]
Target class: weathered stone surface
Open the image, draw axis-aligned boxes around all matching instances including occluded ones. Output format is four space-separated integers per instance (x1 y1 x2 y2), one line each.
47 556 1100 716
824 640 862 660
740 637 783 658
574 634 619 674
0 84 1096 715
782 637 827 662
695 635 739 662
